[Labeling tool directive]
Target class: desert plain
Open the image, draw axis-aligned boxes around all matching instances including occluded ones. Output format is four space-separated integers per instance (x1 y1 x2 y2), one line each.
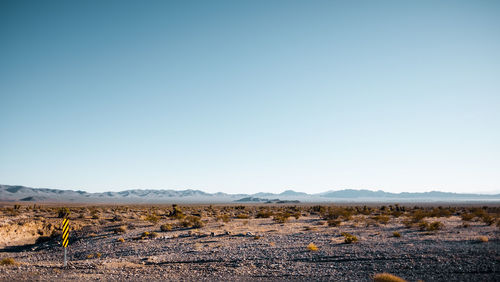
0 203 498 281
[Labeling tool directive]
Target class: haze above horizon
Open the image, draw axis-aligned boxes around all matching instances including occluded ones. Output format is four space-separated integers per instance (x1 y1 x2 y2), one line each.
1 0 499 194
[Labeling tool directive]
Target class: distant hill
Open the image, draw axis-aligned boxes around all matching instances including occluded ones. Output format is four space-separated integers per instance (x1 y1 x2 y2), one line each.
0 184 499 204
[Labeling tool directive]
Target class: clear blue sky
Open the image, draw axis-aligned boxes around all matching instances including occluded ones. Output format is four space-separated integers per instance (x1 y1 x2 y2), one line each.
1 0 499 194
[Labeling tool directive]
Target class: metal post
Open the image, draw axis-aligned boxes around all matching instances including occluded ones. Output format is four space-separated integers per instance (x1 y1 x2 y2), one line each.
64 248 67 267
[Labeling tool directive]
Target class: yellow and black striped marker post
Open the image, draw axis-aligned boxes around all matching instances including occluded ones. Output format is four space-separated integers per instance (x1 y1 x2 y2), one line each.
61 218 70 267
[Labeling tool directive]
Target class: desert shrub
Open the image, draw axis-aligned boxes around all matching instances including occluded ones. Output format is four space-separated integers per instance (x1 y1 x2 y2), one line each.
218 214 231 223
462 223 470 228
273 212 291 224
256 210 273 218
311 205 326 214
429 207 451 218
307 243 318 251
373 273 406 282
427 221 443 231
117 237 125 243
480 214 495 225
342 232 358 244
0 258 17 266
477 236 488 243
402 219 414 228
322 207 352 221
461 213 474 221
114 225 127 234
372 215 390 224
112 214 123 222
254 235 261 240
57 207 71 218
419 221 443 231
410 210 427 222
160 224 172 232
236 213 249 219
393 232 401 238
14 204 21 210
149 232 159 238
327 219 341 227
169 204 185 219
144 213 160 224
181 216 204 228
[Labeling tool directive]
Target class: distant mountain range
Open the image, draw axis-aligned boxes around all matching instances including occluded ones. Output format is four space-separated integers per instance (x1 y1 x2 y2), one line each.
1 185 499 204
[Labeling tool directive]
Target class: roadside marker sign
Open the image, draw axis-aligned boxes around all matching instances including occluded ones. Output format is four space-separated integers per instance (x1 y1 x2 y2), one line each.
61 218 70 266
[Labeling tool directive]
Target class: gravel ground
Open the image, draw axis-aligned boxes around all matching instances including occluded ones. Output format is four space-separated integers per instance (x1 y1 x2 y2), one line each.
0 215 498 281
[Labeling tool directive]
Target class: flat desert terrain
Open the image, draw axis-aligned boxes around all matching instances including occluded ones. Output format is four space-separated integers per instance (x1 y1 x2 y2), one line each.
0 204 498 281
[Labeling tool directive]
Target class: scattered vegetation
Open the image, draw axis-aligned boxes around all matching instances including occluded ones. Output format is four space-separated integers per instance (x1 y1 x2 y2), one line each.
144 213 160 224
393 232 401 238
273 212 291 224
0 258 17 266
373 273 406 282
307 243 318 251
342 232 358 244
160 223 172 232
181 216 204 228
57 207 71 218
114 225 127 234
477 236 488 243
327 219 341 227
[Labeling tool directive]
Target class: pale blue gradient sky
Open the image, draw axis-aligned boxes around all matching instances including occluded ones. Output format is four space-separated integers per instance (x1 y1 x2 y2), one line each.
1 0 499 194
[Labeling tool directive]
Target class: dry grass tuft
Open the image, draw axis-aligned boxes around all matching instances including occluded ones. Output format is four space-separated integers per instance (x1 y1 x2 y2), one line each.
117 237 125 243
114 225 127 234
307 243 318 251
160 224 172 232
373 273 406 282
477 236 488 243
342 232 358 244
0 258 17 266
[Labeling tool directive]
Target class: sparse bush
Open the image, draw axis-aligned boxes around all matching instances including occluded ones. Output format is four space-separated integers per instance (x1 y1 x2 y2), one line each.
461 213 474 221
0 258 17 266
149 232 159 238
256 210 273 218
342 232 358 244
427 221 443 231
307 243 318 251
144 213 160 224
236 213 249 219
114 225 127 234
393 232 401 238
181 216 204 228
373 273 406 282
322 207 352 221
219 214 231 223
480 214 495 226
160 224 172 232
273 212 291 224
57 207 71 218
372 215 390 224
117 237 125 243
169 204 185 219
327 219 341 227
477 236 488 243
